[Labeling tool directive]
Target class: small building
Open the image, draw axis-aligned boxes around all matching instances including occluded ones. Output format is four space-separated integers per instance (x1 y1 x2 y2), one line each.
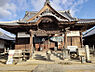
0 28 15 53
83 27 95 48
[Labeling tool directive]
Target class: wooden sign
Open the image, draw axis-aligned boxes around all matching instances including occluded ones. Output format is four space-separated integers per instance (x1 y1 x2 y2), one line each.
67 46 78 52
78 48 86 56
13 50 22 58
6 50 22 64
33 29 63 34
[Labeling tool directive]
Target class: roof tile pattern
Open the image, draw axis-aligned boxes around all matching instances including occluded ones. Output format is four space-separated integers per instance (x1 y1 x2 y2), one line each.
83 28 95 37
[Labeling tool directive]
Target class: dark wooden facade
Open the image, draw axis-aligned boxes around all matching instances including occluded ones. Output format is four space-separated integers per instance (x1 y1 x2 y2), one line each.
14 31 81 51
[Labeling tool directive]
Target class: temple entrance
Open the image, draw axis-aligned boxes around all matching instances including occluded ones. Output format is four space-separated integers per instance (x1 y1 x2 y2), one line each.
32 34 64 52
33 36 58 51
30 16 64 51
29 15 68 57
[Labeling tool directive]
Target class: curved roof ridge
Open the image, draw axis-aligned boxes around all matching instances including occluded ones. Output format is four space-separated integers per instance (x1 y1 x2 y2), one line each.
58 10 69 12
41 13 68 21
58 10 76 21
79 19 95 20
25 10 70 13
77 18 95 23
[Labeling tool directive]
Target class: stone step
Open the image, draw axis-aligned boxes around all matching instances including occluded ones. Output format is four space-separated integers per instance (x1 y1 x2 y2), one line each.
32 51 62 61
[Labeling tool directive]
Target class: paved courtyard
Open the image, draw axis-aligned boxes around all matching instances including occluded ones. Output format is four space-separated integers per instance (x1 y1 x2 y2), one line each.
0 64 95 72
0 51 95 72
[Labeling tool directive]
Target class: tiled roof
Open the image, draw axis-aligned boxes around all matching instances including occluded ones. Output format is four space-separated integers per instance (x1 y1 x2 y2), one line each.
58 11 76 21
22 11 37 21
40 13 68 21
77 19 95 23
83 27 95 37
21 10 76 22
0 29 15 40
0 21 19 26
0 33 15 40
0 12 95 27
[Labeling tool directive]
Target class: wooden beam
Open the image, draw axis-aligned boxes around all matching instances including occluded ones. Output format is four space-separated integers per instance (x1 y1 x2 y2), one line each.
33 30 63 35
15 33 18 50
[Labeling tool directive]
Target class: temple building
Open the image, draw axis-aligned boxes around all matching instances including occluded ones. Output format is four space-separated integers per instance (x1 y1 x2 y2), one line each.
83 27 95 48
0 0 95 56
0 29 15 53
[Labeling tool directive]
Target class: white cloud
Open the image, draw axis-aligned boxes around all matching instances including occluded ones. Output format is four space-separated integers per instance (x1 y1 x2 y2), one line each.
0 0 10 6
0 8 11 18
0 0 88 21
30 0 88 17
31 0 45 11
15 0 30 10
51 0 88 16
70 0 88 16
0 0 17 20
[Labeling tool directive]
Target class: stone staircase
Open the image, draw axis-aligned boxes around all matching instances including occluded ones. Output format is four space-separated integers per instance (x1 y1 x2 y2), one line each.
32 51 63 61
17 51 63 65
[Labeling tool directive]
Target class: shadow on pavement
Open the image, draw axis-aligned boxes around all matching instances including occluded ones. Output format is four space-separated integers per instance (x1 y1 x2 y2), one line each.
0 53 8 64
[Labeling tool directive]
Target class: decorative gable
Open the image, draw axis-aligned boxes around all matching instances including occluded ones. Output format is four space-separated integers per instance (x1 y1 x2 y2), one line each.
27 2 69 22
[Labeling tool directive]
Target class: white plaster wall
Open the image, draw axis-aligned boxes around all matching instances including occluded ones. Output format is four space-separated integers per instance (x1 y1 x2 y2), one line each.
18 32 30 38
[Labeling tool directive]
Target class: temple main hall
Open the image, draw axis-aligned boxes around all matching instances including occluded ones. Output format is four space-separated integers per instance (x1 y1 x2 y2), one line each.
0 0 95 56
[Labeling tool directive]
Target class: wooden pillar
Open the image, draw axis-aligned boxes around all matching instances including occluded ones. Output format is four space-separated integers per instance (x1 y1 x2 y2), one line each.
93 45 94 51
61 34 64 49
48 39 49 50
47 34 50 50
64 32 67 48
93 45 95 56
80 31 83 48
30 30 33 57
15 33 18 50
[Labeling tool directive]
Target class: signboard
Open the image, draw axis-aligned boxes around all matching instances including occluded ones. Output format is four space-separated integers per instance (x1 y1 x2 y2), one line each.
50 36 64 42
13 50 22 58
62 31 80 37
6 50 22 64
6 50 15 64
67 46 78 52
18 32 30 38
67 31 80 36
78 48 86 56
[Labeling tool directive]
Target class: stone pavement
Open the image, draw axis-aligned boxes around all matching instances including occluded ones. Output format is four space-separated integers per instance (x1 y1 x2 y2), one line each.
33 64 95 72
0 65 37 71
0 51 95 72
0 64 95 72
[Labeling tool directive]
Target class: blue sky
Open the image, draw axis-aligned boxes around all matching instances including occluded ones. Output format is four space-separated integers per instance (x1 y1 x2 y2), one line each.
0 0 95 21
